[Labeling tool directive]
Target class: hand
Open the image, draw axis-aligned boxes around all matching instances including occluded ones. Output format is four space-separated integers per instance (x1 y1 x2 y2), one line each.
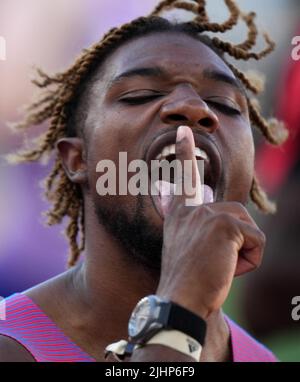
156 126 265 319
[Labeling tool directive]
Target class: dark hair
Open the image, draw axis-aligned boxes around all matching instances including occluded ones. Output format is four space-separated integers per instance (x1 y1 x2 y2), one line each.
9 0 288 267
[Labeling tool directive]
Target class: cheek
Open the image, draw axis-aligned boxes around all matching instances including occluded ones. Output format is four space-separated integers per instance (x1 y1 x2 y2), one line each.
223 122 255 200
232 139 254 182
84 124 144 210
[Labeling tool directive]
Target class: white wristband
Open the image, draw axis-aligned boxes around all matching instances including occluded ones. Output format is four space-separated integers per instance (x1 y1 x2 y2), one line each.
146 329 202 362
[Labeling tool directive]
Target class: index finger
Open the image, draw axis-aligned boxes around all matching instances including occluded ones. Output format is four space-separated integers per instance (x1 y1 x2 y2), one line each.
170 125 203 211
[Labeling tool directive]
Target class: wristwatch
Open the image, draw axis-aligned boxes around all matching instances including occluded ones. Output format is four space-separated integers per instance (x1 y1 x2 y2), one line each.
128 295 207 346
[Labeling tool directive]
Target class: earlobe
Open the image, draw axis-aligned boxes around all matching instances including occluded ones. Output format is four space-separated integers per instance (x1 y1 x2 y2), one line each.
56 138 88 184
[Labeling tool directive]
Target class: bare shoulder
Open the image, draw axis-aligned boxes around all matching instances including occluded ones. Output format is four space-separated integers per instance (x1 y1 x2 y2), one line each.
0 335 35 362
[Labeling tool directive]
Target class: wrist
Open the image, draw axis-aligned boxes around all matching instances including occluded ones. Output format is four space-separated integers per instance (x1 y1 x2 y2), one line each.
156 289 211 320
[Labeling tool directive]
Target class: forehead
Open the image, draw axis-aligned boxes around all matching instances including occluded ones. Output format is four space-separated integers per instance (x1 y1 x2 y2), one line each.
101 32 234 83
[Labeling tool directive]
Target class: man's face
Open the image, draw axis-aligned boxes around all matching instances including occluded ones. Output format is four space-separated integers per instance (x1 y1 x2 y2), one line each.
83 32 254 269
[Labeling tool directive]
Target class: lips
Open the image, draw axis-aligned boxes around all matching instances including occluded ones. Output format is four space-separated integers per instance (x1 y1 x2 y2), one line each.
145 127 222 215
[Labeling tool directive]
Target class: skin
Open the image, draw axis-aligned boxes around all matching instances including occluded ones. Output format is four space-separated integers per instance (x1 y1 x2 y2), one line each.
0 32 265 362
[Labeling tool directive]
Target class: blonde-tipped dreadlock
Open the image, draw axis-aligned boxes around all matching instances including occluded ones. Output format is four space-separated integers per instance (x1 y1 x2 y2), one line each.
9 0 288 267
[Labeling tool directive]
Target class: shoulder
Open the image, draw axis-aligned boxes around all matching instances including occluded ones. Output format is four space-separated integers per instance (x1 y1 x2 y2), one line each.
0 335 35 362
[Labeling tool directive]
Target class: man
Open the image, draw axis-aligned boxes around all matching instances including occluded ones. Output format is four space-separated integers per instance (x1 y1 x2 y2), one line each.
0 0 287 362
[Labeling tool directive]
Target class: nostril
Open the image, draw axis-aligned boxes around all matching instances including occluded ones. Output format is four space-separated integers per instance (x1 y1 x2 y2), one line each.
200 117 215 128
167 114 187 122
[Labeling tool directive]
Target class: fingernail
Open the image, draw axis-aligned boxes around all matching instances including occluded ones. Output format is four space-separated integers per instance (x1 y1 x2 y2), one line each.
177 125 189 142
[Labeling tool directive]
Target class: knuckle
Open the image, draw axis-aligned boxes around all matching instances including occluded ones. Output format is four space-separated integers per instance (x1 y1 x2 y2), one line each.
172 202 187 218
202 211 239 237
197 204 211 215
254 250 264 269
215 212 236 226
195 205 214 221
229 201 250 215
257 229 266 247
231 201 245 210
231 201 250 216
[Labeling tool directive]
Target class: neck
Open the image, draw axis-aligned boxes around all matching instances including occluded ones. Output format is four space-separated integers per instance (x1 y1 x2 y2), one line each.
68 203 160 346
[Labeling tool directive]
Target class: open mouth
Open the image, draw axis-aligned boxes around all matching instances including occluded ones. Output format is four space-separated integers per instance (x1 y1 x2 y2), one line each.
145 128 221 216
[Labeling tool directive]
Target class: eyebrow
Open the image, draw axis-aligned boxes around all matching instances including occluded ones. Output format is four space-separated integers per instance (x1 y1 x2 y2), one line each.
108 65 246 96
108 67 166 88
202 68 246 96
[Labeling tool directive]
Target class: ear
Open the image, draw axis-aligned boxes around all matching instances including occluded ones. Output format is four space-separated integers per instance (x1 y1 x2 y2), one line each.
56 138 88 184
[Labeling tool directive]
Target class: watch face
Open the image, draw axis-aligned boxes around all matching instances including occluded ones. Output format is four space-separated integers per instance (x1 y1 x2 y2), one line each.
128 297 152 339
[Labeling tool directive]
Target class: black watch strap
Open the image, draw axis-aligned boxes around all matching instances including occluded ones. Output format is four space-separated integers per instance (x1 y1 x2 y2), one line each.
166 302 207 346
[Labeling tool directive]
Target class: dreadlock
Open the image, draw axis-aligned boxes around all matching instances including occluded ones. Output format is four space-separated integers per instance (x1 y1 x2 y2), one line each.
9 0 288 267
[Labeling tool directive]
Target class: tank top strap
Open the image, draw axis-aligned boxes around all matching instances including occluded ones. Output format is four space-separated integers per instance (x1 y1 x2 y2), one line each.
0 293 95 362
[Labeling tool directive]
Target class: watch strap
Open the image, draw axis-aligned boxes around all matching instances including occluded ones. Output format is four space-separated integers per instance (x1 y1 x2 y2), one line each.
165 301 207 346
146 329 202 361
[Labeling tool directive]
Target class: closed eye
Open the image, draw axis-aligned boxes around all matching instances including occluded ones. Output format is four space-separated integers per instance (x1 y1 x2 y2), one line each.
206 100 241 116
119 94 162 105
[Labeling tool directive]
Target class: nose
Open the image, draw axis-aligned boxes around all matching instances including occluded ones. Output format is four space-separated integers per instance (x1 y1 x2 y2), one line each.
159 87 219 133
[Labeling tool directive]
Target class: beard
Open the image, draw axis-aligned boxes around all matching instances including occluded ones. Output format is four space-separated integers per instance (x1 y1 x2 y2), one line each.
94 196 163 271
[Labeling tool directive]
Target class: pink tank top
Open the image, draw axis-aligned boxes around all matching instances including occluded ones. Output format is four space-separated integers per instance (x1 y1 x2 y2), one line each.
0 293 277 362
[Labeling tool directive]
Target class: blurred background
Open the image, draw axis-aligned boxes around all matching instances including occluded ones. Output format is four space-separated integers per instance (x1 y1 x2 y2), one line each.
0 0 299 361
